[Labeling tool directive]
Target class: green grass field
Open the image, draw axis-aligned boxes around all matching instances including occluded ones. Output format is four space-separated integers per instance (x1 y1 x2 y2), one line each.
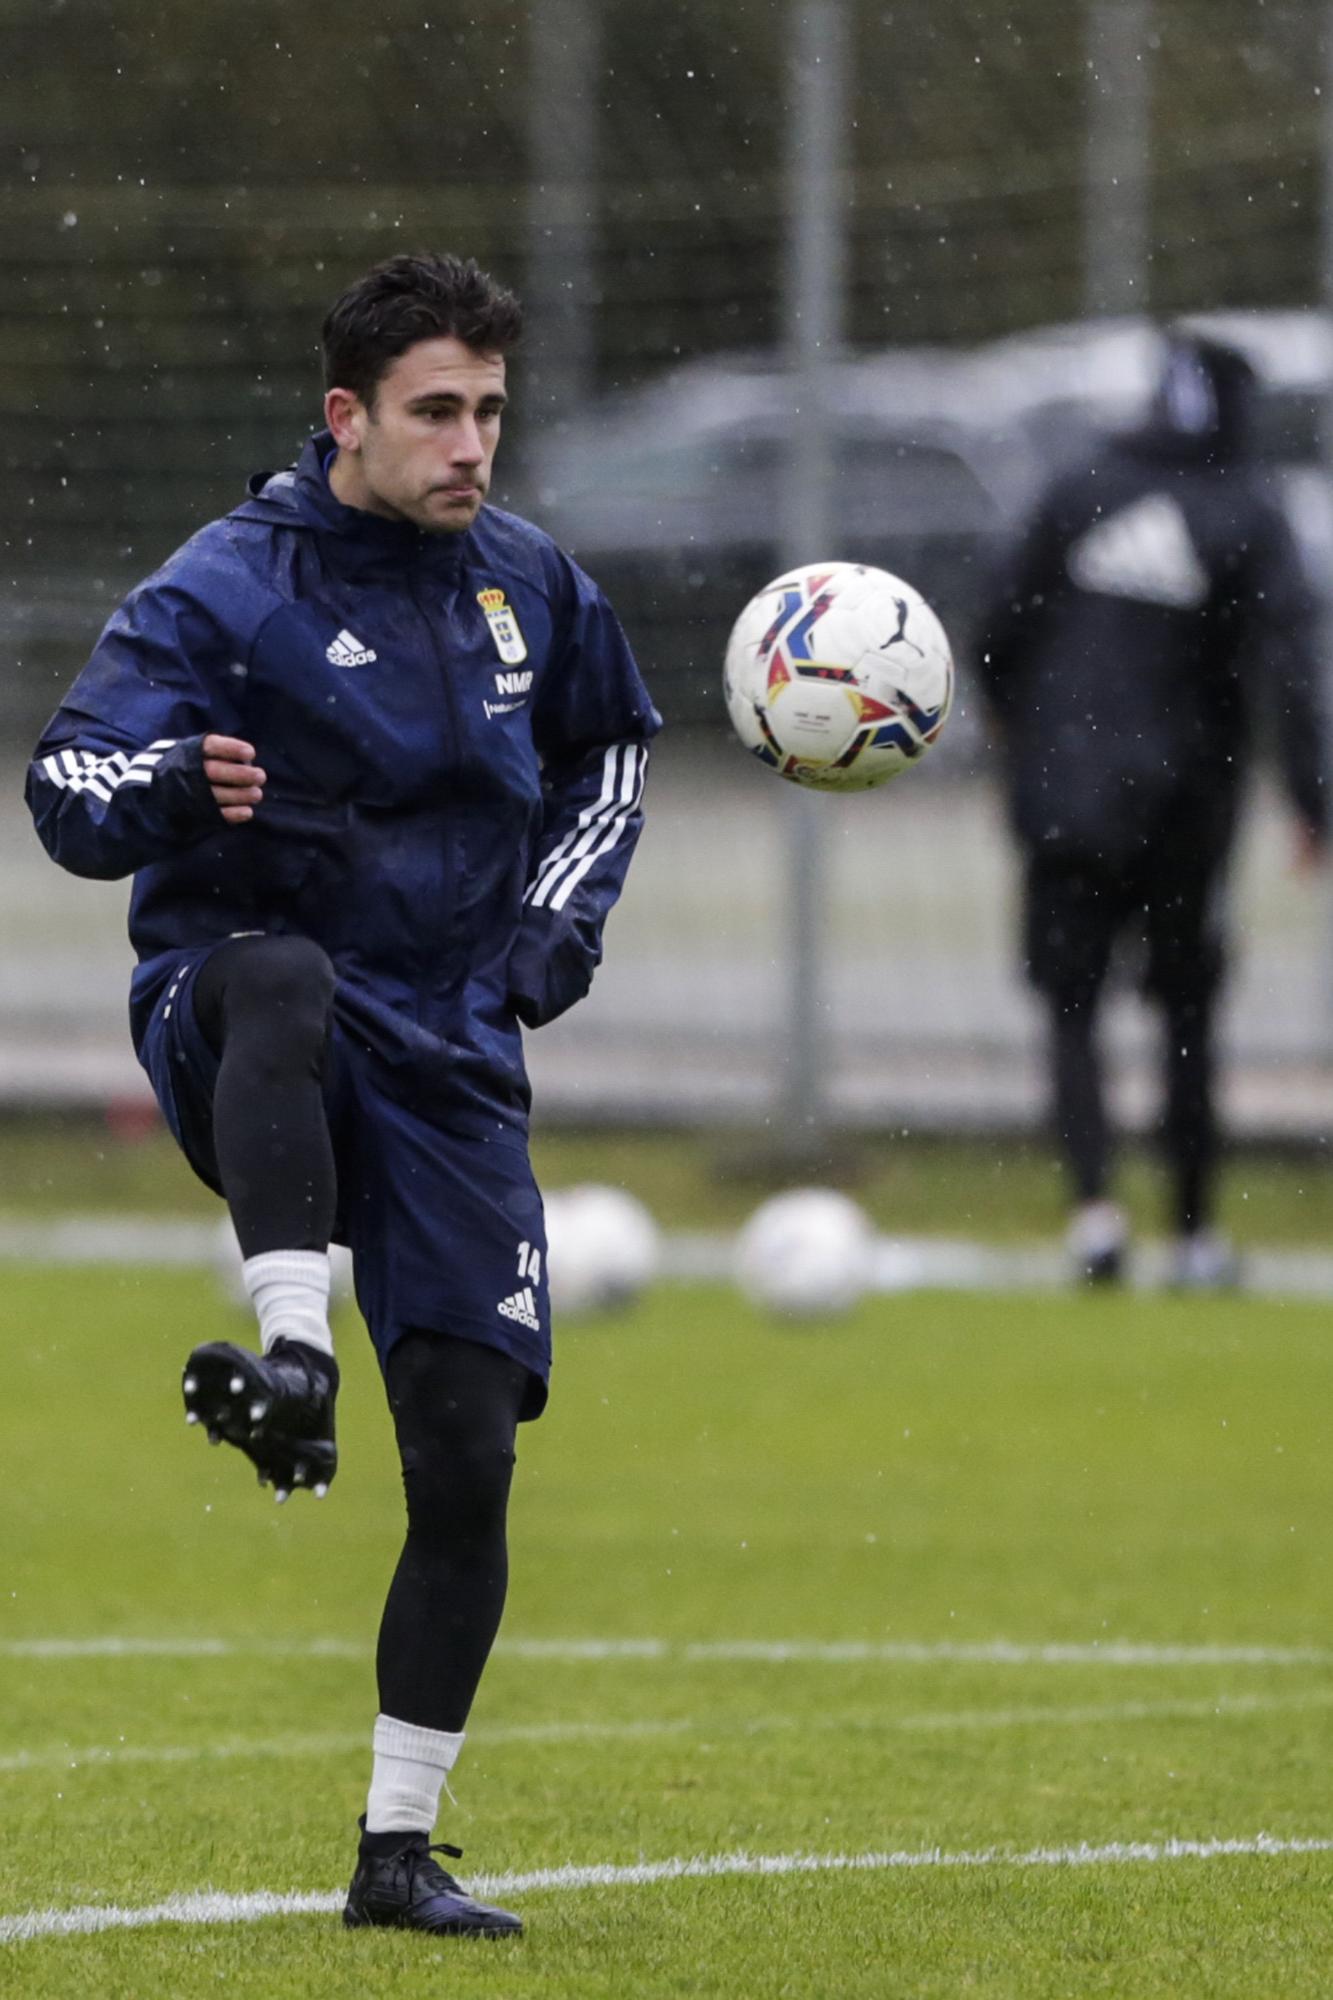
1 1260 1331 1996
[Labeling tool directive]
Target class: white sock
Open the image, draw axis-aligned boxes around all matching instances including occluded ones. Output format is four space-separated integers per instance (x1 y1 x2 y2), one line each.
241 1249 334 1360
365 1713 465 1834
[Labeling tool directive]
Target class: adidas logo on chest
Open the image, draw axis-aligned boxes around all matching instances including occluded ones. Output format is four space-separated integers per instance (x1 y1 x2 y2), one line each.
326 628 377 668
1066 494 1210 610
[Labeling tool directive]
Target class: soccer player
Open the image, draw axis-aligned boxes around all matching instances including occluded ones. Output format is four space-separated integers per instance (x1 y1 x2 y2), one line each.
978 328 1326 1287
26 252 660 1937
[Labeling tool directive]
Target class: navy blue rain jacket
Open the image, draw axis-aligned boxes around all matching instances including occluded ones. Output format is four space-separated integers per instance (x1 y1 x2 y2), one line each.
27 433 661 1135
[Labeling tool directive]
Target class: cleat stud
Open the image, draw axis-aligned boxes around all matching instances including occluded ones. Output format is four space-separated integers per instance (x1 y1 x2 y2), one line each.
249 1400 267 1423
182 1375 198 1395
229 1374 245 1395
274 1489 290 1505
185 1411 200 1426
292 1464 306 1485
313 1483 329 1499
207 1429 222 1446
257 1472 269 1488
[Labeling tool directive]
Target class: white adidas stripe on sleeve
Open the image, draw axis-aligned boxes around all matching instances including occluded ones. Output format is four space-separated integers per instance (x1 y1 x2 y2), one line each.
37 739 177 805
525 745 621 909
45 751 111 803
544 745 647 913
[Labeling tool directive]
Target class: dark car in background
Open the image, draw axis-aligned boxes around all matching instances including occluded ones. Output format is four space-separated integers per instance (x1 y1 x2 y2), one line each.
524 310 1333 734
524 349 1021 730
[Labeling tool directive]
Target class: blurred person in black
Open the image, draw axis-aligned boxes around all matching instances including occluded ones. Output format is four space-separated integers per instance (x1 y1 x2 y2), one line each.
977 329 1327 1286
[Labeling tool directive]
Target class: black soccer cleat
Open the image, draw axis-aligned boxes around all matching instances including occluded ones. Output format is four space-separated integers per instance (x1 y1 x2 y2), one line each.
343 1824 522 1938
181 1338 338 1501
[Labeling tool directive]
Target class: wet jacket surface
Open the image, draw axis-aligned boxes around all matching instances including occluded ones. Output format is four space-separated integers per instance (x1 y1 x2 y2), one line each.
27 433 662 1135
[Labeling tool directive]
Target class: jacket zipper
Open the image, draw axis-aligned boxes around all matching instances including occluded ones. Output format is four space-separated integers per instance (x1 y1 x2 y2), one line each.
407 566 466 1023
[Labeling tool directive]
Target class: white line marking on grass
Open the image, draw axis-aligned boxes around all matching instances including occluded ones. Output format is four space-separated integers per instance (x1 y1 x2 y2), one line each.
0 1734 366 1775
0 1718 692 1777
3 1832 1331 1944
5 1634 1332 1667
0 1637 365 1660
679 1640 1333 1667
890 1690 1333 1733
489 1832 1333 1897
0 1887 344 1944
4 1693 1329 1783
480 1718 695 1746
2 1638 237 1660
727 1691 1333 1739
500 1637 669 1660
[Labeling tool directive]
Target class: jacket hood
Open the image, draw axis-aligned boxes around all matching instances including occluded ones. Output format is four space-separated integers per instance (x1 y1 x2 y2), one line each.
231 430 471 573
1125 331 1259 467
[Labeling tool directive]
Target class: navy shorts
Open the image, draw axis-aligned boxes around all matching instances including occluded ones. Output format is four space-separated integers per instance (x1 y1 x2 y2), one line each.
138 946 550 1419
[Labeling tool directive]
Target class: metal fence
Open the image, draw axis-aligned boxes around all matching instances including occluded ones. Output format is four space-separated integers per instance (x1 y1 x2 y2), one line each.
4 735 1331 1138
6 0 1333 1137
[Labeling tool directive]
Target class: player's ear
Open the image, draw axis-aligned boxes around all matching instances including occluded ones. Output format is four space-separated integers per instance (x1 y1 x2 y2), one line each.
324 386 367 452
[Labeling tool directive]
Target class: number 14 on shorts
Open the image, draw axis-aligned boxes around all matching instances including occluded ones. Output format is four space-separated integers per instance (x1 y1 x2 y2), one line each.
516 1241 542 1285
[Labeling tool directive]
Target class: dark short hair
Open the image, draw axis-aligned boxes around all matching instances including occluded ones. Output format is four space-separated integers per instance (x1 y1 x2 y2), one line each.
322 252 523 406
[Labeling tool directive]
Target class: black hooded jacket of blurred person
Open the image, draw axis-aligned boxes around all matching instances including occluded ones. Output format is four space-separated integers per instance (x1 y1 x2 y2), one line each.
978 330 1326 860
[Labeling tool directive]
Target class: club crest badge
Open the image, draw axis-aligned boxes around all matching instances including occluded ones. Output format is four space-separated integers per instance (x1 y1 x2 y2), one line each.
477 587 528 666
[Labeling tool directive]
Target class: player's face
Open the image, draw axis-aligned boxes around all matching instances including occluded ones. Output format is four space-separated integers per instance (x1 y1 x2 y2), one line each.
324 337 507 534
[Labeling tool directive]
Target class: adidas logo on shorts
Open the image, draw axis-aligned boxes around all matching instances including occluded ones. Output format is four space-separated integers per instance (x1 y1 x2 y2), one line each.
497 1286 540 1332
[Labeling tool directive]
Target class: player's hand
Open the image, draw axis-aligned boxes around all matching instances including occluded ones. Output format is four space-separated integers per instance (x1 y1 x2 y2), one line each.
202 735 267 823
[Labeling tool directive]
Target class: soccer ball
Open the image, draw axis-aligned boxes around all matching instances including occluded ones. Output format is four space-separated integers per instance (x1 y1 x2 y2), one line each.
543 1184 661 1317
723 561 953 791
733 1188 876 1317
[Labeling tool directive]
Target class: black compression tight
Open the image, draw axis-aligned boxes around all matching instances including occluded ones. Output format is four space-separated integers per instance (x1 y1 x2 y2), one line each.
377 1332 530 1734
1049 994 1110 1205
193 934 338 1257
1048 987 1219 1231
1161 991 1218 1235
